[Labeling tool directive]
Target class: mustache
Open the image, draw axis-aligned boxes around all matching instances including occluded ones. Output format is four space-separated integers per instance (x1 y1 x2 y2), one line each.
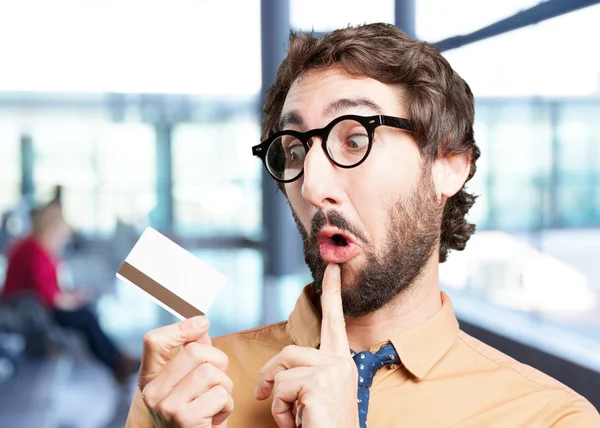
309 210 369 244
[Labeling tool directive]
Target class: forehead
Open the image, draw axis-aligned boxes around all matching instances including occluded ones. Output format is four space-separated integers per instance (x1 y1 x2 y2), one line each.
281 67 407 127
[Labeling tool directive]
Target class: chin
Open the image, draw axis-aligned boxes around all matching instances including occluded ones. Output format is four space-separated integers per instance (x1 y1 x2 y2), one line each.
339 260 363 290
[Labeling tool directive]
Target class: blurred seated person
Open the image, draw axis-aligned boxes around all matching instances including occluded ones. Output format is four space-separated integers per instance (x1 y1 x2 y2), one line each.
0 201 138 384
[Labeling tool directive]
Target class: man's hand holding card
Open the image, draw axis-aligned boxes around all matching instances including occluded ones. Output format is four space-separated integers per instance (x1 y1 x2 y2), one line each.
118 228 231 427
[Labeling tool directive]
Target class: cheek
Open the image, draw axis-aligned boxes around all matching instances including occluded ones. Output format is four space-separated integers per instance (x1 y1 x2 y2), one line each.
347 143 421 233
285 182 311 230
345 175 391 244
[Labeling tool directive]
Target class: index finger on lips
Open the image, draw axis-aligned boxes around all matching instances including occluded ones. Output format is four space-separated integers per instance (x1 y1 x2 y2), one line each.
319 264 350 355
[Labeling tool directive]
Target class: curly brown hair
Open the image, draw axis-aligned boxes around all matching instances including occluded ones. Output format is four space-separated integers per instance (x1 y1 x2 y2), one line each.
261 23 480 263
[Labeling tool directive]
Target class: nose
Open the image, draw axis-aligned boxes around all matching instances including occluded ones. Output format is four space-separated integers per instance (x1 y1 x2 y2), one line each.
300 137 345 210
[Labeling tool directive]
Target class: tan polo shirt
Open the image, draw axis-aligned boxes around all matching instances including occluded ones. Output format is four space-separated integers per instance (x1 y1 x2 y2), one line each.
127 289 599 427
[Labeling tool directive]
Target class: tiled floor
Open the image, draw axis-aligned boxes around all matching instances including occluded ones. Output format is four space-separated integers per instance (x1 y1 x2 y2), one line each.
53 361 134 428
0 357 65 428
0 340 136 428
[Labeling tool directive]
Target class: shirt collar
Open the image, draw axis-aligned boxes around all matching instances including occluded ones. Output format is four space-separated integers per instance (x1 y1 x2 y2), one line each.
286 286 459 380
286 285 322 349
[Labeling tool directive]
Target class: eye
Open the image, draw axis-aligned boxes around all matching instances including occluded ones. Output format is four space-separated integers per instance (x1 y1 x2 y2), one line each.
346 134 369 149
287 144 305 162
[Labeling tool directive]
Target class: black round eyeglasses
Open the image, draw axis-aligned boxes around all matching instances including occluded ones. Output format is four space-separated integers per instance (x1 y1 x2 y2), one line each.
251 114 415 183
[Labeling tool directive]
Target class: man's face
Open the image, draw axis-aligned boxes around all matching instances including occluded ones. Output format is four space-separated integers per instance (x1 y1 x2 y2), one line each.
282 67 444 316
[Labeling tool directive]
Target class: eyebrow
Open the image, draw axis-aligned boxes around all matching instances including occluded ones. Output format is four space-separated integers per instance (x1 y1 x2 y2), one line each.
278 110 303 131
322 97 383 118
277 97 384 132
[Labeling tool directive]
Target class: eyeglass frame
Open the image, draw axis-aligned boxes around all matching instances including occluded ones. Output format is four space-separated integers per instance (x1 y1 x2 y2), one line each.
252 114 416 183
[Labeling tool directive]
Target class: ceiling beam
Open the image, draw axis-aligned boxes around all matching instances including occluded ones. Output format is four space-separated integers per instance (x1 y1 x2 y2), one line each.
434 0 600 52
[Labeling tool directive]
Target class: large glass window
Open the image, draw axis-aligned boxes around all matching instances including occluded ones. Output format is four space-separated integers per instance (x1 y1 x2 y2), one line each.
0 124 20 213
556 104 600 227
473 102 553 230
173 116 262 238
95 124 157 231
0 0 265 353
33 120 155 234
426 3 600 361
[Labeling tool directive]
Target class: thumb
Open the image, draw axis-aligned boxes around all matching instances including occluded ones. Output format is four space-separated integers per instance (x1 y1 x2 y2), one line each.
140 316 211 379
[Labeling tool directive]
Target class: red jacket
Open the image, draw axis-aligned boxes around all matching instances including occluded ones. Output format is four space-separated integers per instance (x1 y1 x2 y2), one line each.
1 237 61 308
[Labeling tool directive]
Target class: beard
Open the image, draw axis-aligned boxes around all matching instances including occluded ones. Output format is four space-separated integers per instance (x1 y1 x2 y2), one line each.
291 171 443 317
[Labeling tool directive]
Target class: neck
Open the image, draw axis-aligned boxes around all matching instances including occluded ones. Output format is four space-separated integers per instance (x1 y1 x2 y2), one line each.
344 259 442 352
32 233 57 257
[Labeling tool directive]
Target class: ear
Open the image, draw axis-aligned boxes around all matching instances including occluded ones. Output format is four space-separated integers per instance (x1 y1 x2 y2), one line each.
431 153 471 200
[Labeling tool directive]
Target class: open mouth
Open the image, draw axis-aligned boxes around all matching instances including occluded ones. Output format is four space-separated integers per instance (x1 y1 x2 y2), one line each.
330 234 349 247
317 229 360 263
318 230 354 247
318 228 355 248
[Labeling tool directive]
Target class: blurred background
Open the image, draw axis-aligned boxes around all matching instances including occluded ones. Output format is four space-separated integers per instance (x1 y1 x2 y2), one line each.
0 0 598 426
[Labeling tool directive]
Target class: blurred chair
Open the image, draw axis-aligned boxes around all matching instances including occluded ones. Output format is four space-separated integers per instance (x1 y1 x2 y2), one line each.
0 292 58 357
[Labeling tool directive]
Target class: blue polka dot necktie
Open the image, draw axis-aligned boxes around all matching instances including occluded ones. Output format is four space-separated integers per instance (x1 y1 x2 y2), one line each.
351 343 399 428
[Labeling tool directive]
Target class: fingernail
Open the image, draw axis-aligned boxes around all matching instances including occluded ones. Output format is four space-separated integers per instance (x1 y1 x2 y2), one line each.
193 316 207 330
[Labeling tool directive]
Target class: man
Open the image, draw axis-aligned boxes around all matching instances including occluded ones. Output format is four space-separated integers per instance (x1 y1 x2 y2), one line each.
1 202 139 384
126 23 599 427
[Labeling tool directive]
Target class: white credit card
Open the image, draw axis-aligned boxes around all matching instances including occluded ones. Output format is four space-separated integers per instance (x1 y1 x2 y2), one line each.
116 227 227 320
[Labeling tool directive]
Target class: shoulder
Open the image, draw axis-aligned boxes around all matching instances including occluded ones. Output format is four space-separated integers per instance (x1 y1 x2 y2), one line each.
456 330 574 390
540 391 600 427
8 238 31 256
454 330 599 425
10 237 45 260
